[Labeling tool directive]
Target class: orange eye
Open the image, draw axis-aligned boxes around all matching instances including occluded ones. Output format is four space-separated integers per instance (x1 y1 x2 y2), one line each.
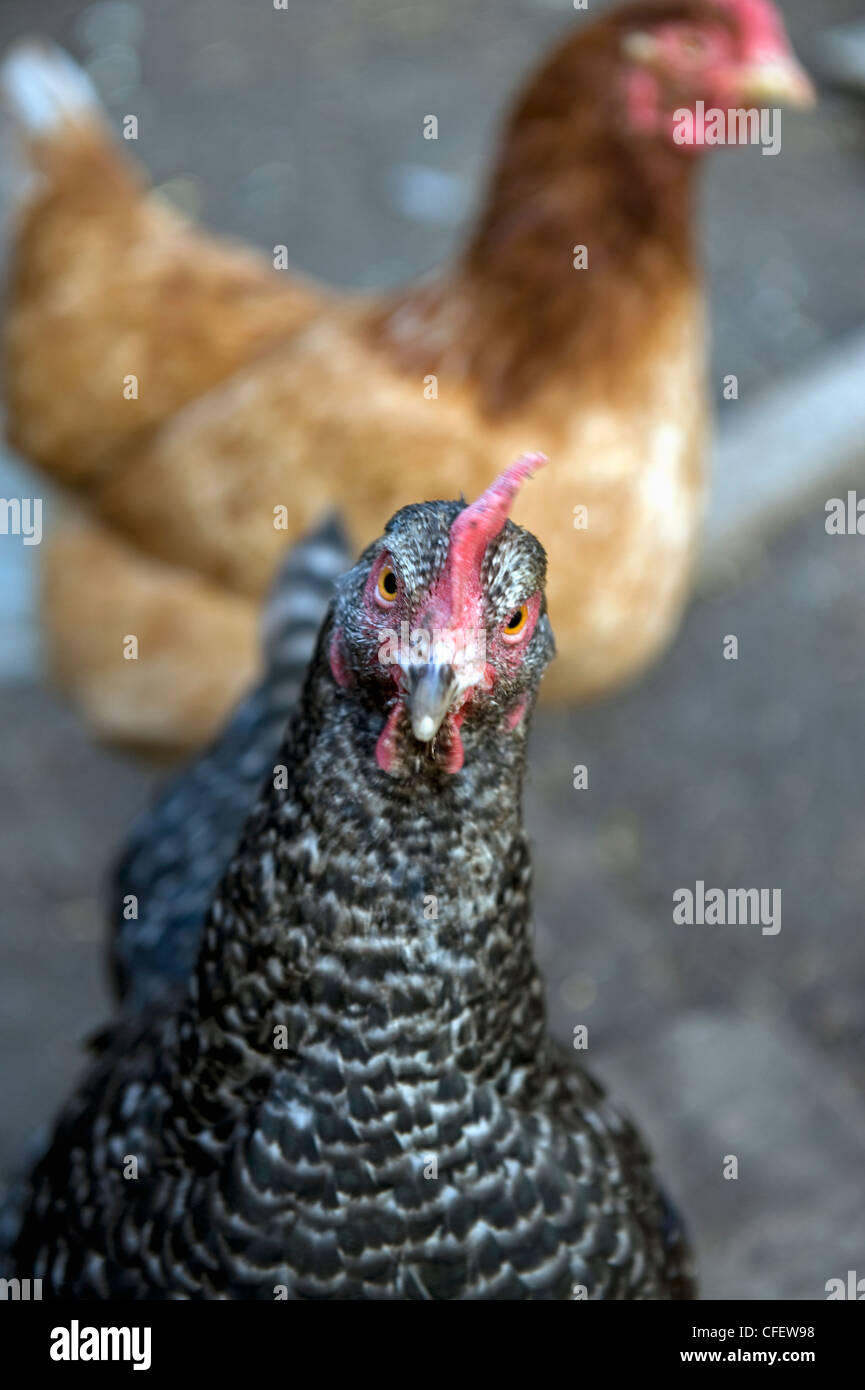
503 604 529 639
376 565 398 604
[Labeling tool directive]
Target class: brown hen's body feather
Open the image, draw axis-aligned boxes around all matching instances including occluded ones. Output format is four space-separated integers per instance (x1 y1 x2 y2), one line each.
4 2 802 743
5 126 319 484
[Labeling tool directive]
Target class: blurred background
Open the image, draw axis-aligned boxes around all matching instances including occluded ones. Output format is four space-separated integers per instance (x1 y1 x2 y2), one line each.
1 0 864 1299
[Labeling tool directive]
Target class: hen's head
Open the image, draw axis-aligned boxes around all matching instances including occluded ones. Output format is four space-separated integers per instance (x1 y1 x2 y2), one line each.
328 455 554 779
617 0 814 147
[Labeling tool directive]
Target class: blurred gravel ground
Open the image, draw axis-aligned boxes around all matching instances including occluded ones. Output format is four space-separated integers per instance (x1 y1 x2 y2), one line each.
0 0 864 1300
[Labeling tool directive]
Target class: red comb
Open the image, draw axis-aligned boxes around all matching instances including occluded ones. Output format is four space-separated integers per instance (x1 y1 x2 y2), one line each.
714 0 788 55
445 452 547 612
450 452 546 561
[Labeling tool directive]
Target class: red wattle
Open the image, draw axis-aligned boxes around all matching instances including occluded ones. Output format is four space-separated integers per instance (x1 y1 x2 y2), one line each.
505 696 528 731
375 703 403 774
440 714 465 774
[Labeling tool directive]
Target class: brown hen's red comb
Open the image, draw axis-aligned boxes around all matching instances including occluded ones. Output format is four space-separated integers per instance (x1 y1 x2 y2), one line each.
714 0 788 56
447 452 547 606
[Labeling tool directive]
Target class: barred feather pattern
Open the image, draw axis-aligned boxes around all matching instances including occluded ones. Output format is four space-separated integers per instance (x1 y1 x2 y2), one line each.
12 505 694 1299
110 517 350 1010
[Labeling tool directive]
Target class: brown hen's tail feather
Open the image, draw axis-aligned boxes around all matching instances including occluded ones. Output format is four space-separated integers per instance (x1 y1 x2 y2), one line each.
0 39 146 251
1 40 318 486
1 39 103 151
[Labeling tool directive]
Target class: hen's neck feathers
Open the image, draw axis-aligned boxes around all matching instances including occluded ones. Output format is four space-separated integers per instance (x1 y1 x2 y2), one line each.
185 625 548 1099
375 15 698 413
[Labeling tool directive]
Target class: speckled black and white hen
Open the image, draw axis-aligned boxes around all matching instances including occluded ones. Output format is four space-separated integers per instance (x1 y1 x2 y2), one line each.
10 456 694 1300
109 516 350 1012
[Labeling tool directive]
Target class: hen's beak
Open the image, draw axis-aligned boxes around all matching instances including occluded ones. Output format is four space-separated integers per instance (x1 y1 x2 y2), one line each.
405 662 459 743
736 57 816 108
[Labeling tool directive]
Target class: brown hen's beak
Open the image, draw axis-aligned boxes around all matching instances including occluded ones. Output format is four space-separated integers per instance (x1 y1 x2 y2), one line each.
737 57 816 108
405 662 459 744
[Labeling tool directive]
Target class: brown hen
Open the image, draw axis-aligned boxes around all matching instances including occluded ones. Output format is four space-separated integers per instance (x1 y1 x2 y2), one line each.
2 2 812 749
